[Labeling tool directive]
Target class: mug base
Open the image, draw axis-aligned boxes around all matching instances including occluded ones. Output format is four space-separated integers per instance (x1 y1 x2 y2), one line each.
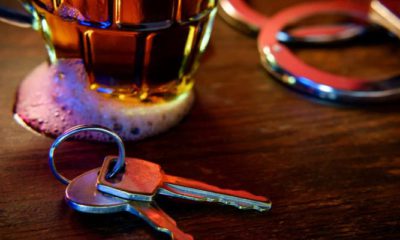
13 60 194 141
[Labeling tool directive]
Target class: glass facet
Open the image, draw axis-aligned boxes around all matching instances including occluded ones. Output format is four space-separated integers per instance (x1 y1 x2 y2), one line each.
28 0 217 102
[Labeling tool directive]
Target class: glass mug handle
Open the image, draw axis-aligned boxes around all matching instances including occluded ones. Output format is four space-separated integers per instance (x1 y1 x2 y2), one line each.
0 3 32 28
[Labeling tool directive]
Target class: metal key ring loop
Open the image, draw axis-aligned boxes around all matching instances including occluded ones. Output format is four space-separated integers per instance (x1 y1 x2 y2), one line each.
48 125 126 185
257 1 400 102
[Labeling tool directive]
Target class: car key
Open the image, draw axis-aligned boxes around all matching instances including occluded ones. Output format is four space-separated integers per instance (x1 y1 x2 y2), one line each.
66 168 193 240
97 156 271 212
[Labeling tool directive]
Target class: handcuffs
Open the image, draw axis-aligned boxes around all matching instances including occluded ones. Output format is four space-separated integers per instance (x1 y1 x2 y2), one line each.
219 0 400 102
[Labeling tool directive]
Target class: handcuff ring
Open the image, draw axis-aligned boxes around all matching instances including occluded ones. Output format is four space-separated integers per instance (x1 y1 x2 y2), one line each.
219 0 369 44
257 1 400 102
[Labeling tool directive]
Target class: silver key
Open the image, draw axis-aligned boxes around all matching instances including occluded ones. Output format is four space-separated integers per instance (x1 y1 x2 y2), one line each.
97 156 271 212
66 168 193 240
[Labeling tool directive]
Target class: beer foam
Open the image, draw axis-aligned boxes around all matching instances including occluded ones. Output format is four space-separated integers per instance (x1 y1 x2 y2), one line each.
14 59 194 141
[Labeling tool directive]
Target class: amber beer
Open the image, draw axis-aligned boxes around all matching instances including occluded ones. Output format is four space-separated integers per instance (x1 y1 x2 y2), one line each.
25 0 217 101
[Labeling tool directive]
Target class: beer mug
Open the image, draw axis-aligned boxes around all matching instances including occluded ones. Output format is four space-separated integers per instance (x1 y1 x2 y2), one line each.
0 0 217 102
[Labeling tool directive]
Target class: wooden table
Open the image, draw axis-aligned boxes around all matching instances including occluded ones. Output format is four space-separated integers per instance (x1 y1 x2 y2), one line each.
1 0 400 239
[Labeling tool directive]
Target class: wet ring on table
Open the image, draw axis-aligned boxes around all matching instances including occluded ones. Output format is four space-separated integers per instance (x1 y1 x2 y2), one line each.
48 125 126 185
219 0 369 44
257 1 400 102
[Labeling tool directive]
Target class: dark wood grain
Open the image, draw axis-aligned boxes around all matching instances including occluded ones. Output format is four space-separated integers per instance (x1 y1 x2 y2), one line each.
1 0 400 239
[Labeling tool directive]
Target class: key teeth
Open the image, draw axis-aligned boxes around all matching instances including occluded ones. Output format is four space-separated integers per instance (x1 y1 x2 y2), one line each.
160 185 272 212
201 196 272 212
232 202 271 212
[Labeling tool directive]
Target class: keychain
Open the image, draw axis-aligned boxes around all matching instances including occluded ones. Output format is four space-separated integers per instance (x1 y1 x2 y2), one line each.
48 125 271 240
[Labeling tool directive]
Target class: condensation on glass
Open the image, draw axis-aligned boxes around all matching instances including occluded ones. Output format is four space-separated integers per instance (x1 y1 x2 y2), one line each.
25 0 217 101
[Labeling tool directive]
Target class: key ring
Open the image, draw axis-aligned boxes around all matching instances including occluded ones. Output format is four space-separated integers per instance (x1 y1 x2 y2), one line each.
48 125 126 185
